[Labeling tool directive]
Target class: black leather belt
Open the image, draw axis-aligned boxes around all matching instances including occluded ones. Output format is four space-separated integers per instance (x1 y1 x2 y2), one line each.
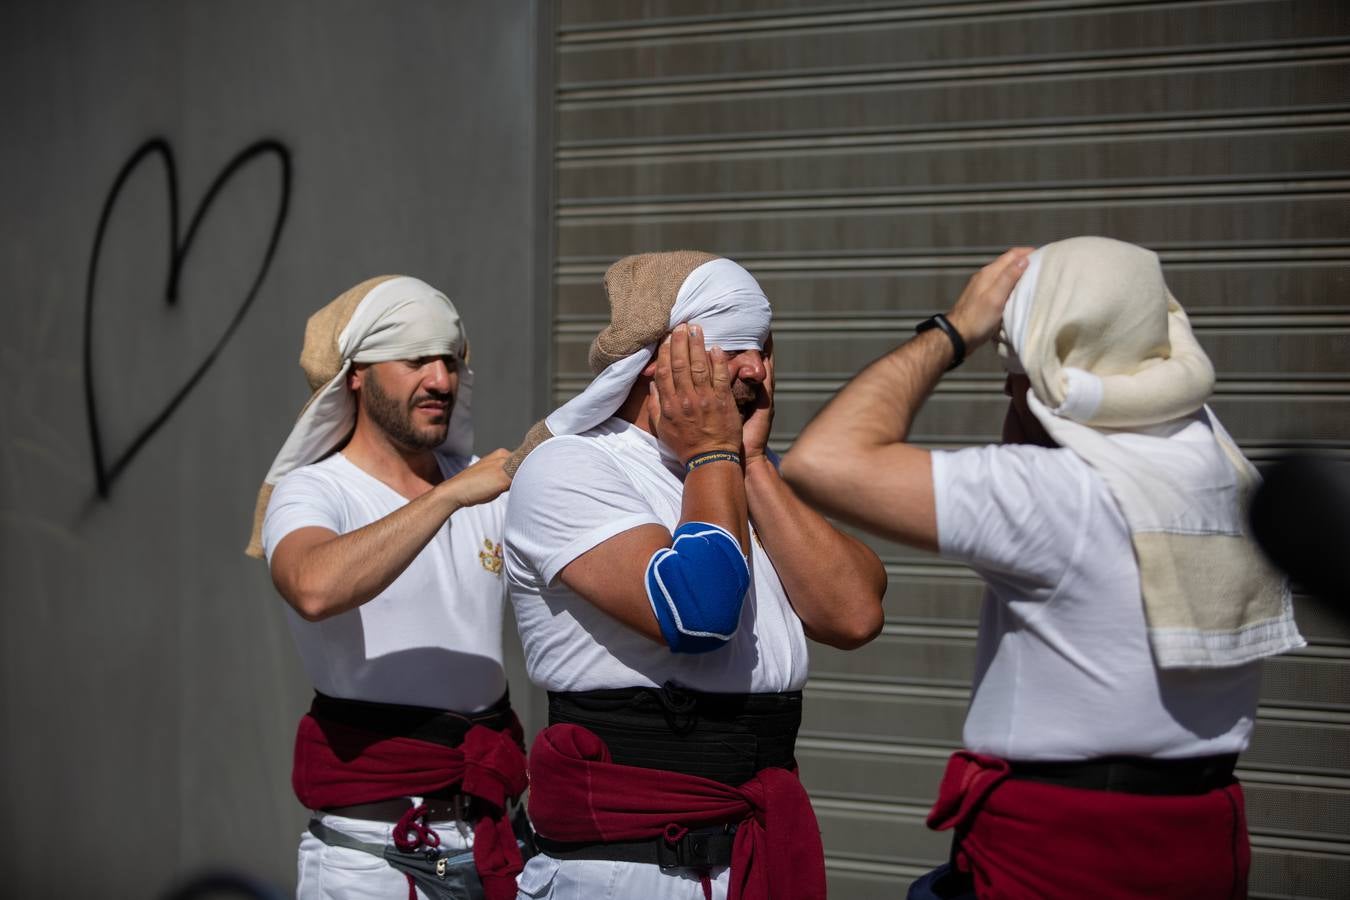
1007 753 1238 796
536 825 738 870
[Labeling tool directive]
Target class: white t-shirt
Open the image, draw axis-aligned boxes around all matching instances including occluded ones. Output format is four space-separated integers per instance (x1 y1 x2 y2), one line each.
932 442 1262 761
262 451 508 712
504 419 810 694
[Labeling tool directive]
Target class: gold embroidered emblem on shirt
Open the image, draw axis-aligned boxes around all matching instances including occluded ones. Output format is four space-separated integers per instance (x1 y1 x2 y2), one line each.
479 539 504 575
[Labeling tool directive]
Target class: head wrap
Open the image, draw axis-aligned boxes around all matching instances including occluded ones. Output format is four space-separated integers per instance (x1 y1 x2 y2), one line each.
244 275 474 558
1001 236 1302 668
506 252 771 475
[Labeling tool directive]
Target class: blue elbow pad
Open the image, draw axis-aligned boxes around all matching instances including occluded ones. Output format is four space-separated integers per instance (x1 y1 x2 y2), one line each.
644 522 751 654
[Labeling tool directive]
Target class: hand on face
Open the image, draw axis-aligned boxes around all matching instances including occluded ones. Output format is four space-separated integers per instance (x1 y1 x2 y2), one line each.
740 335 775 464
946 246 1035 350
646 323 744 463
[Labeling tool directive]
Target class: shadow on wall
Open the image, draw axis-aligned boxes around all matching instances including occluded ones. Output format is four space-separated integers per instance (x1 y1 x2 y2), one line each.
161 871 287 900
83 137 292 499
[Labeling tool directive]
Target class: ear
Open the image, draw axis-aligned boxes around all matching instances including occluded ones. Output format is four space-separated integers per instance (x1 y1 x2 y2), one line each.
348 365 364 391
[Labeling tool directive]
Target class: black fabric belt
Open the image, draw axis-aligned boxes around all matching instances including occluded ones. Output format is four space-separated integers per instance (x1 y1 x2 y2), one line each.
548 682 802 786
1007 753 1239 796
310 690 516 809
536 825 738 871
310 689 515 750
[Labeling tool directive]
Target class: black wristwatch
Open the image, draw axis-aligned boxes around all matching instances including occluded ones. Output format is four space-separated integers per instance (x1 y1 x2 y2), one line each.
915 313 966 370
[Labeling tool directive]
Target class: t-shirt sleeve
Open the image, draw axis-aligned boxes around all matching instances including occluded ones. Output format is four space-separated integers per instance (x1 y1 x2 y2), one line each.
504 438 664 587
260 469 346 563
931 444 1090 588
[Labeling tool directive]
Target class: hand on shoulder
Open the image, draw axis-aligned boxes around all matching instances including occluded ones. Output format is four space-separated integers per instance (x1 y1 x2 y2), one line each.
440 448 511 507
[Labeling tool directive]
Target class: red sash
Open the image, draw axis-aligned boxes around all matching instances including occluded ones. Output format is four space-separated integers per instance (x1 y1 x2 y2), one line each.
927 751 1250 899
527 723 826 900
292 711 528 900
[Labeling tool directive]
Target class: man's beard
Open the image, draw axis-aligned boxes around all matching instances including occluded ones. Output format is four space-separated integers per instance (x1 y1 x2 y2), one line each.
732 380 759 415
361 371 452 451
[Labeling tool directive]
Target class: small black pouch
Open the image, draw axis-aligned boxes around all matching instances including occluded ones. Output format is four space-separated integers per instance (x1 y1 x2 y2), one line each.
309 817 527 900
381 843 483 900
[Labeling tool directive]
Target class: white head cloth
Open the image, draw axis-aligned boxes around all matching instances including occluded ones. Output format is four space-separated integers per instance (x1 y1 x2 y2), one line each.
245 276 474 558
545 258 771 437
1000 237 1302 669
265 276 473 488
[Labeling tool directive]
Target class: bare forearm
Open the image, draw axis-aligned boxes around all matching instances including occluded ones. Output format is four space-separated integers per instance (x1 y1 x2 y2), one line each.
783 248 1032 553
798 330 951 462
745 457 886 648
782 332 949 551
275 485 461 620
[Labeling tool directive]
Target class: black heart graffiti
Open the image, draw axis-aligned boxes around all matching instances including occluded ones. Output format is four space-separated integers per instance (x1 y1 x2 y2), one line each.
82 137 292 497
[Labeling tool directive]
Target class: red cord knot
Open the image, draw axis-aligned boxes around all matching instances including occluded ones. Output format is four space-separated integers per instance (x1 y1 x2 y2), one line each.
392 802 442 853
663 823 689 845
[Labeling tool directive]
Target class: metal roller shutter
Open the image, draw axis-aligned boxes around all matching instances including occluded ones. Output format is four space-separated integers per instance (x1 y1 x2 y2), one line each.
550 2 1350 896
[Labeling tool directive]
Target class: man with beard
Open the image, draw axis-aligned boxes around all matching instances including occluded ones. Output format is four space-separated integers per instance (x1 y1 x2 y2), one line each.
503 252 887 900
246 275 528 900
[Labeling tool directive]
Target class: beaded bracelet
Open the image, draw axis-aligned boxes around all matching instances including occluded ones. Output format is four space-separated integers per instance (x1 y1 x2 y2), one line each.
685 450 742 473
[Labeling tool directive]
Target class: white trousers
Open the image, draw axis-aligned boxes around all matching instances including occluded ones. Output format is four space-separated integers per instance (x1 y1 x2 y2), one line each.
516 856 730 900
296 810 474 900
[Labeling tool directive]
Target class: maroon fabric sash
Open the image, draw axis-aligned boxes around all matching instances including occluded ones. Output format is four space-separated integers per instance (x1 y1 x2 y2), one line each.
927 751 1250 900
527 723 826 900
293 711 528 900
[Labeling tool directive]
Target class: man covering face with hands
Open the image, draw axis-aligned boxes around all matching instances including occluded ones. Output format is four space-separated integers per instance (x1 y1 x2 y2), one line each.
504 251 887 900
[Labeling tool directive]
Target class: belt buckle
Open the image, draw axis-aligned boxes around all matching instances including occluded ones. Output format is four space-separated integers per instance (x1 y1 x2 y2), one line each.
656 837 683 870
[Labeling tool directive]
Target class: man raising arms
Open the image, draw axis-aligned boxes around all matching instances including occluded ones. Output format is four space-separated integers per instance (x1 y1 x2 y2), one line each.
247 275 527 900
784 240 1302 899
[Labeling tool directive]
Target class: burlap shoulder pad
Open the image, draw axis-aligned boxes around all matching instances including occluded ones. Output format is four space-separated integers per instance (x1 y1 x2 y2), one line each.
505 418 556 478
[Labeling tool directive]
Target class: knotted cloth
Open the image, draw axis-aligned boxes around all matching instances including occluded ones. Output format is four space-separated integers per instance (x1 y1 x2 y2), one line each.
925 751 1250 899
506 252 771 475
527 723 826 900
245 275 474 557
1001 236 1302 668
293 709 528 900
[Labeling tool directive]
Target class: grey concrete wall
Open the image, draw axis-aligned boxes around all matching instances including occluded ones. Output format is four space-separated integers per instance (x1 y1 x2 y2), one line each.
0 1 550 896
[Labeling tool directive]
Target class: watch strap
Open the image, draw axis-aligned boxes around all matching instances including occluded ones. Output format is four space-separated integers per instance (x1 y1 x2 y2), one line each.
915 313 966 370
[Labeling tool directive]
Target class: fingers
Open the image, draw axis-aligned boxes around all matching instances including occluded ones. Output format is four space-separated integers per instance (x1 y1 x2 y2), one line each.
710 346 730 393
989 245 1034 270
647 380 662 423
762 334 775 392
989 255 1030 301
653 333 676 404
947 246 1036 349
686 324 711 387
983 247 1034 302
669 323 693 394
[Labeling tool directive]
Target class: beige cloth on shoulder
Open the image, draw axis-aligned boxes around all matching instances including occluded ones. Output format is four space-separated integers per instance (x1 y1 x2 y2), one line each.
244 275 473 558
1002 236 1303 668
